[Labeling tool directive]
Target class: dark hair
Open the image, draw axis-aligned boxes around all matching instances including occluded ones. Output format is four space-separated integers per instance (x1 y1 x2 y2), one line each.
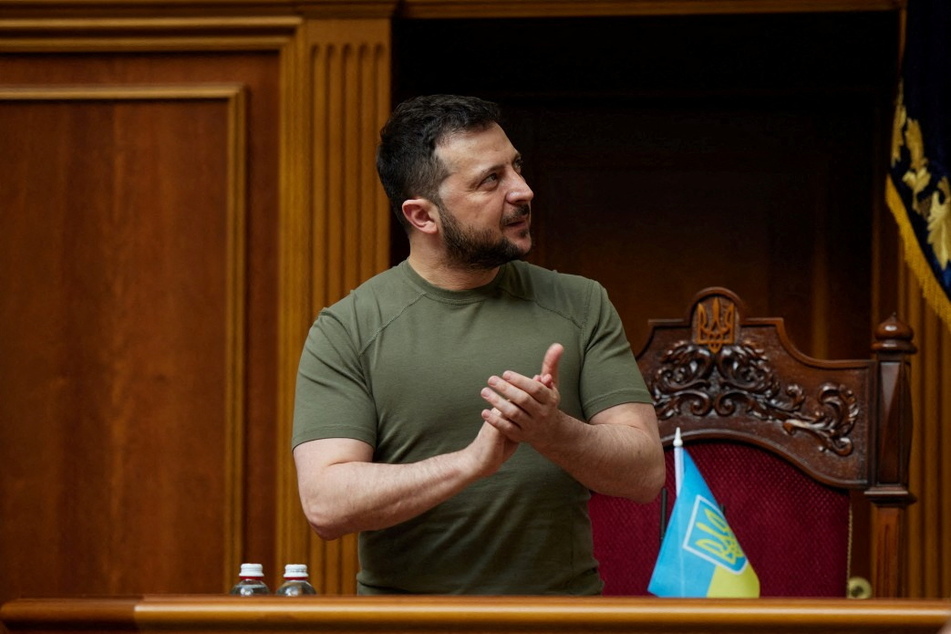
376 94 501 231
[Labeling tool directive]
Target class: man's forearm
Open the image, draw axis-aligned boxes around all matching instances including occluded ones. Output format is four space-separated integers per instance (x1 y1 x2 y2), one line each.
298 449 482 541
532 411 665 502
295 423 517 540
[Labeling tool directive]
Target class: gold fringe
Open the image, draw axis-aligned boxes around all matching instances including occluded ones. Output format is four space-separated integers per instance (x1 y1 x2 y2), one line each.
886 176 951 331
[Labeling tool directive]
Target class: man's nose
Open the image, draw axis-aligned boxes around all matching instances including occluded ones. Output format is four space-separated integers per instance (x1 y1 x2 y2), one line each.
506 171 534 204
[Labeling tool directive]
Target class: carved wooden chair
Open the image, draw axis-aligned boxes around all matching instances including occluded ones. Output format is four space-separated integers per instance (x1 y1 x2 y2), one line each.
590 287 916 598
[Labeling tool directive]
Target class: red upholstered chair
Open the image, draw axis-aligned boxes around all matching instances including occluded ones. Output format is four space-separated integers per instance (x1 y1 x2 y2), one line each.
590 287 916 598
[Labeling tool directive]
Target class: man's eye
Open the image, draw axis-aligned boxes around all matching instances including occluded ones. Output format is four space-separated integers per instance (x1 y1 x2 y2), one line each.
482 173 499 185
513 160 524 173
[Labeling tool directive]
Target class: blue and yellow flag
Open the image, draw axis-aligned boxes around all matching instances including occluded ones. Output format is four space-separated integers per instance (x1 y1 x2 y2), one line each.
888 0 951 329
647 449 759 598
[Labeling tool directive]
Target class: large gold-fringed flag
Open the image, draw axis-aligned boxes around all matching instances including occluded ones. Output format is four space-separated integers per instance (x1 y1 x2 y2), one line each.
888 0 951 329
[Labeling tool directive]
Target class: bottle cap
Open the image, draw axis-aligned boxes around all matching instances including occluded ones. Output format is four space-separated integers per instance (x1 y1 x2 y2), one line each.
284 564 308 579
239 563 265 578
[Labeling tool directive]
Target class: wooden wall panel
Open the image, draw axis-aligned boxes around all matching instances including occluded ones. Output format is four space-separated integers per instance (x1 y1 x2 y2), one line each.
513 105 876 360
275 18 392 596
0 86 246 597
0 44 285 605
901 262 951 599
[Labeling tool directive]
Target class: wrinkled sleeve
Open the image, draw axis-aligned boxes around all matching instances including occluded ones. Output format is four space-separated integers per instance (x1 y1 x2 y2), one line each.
291 310 378 450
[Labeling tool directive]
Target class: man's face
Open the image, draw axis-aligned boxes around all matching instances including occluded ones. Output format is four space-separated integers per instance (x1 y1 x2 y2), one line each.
432 123 534 270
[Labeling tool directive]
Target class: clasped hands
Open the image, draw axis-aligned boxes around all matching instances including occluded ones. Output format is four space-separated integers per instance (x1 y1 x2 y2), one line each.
479 342 566 449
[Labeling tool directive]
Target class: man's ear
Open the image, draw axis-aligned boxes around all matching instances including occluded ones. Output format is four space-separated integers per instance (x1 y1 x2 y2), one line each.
401 198 439 234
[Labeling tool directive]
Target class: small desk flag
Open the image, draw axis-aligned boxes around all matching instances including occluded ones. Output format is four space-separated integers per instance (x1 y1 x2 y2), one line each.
648 431 760 598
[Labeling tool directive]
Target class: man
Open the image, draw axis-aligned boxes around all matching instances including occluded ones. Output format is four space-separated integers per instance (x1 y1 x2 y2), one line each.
292 94 664 595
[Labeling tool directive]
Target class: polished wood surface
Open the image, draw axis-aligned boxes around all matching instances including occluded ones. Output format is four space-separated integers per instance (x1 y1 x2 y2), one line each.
2 595 949 634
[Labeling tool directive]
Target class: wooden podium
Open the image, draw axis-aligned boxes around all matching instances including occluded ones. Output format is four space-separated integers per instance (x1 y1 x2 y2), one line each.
3 595 949 634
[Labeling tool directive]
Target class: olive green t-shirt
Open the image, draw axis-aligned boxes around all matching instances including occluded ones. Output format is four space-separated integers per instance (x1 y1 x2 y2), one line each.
292 260 650 594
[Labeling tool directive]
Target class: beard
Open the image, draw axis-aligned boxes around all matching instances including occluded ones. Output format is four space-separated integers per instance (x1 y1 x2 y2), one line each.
439 203 532 270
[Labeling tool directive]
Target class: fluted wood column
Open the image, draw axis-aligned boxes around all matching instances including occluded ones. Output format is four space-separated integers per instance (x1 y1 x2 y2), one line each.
276 14 393 595
899 257 951 599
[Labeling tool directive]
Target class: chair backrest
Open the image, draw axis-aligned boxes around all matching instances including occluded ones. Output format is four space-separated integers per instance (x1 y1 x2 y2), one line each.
590 287 917 598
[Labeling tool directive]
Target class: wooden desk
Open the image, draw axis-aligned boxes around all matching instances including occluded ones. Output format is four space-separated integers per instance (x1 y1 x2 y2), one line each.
2 595 949 634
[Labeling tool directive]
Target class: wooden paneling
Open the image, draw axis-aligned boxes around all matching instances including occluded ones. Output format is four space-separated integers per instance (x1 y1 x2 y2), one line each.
515 103 878 360
902 263 951 598
276 18 392 596
0 85 246 594
0 8 394 605
0 44 284 604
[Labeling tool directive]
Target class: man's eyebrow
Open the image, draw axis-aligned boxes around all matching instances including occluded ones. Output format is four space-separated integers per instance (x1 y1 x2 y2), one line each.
475 163 505 180
474 153 523 180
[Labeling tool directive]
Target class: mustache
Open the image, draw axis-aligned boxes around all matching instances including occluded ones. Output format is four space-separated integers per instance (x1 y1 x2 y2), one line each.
503 205 531 225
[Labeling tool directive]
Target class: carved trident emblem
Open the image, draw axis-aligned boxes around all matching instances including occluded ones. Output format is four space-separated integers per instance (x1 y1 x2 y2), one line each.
694 297 736 353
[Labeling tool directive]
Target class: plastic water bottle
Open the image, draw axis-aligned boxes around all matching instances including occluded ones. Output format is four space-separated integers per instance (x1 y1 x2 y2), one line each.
229 563 270 596
275 564 317 596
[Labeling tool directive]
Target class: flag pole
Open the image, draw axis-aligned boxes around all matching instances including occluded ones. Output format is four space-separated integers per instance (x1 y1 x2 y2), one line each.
674 427 684 496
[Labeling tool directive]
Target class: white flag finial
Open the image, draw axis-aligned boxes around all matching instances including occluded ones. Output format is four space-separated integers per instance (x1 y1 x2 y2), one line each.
674 427 684 496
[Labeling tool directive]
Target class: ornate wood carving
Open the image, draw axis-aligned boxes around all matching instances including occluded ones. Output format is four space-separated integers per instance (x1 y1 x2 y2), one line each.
651 291 862 456
693 296 736 353
650 340 859 456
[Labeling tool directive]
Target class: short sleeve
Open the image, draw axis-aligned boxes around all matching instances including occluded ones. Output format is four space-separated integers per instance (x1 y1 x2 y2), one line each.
579 283 652 418
291 311 378 450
